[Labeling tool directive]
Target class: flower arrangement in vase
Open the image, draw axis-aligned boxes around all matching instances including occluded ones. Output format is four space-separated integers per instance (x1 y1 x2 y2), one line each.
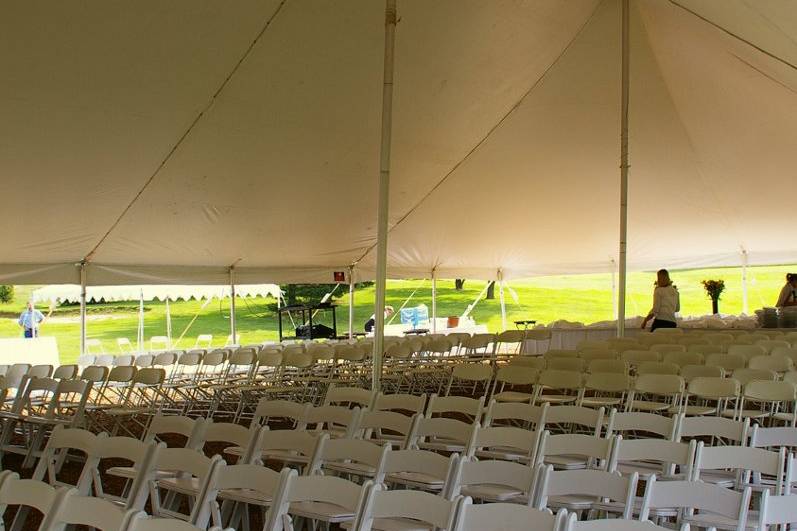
701 279 725 315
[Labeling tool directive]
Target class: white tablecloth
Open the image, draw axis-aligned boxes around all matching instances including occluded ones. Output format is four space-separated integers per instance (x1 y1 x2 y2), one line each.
0 336 60 366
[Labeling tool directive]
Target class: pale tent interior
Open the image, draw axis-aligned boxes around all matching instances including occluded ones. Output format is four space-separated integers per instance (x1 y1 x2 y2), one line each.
1 0 795 286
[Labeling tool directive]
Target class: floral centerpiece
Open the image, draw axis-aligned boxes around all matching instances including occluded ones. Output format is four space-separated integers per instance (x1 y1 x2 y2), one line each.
701 279 725 314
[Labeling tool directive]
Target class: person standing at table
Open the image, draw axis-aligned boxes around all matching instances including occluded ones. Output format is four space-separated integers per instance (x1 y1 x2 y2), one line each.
18 301 46 338
641 269 680 332
364 306 395 333
776 273 797 308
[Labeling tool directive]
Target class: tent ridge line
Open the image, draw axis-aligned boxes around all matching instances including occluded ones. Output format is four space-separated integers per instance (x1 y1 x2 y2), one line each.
352 0 605 266
82 0 290 264
668 0 797 72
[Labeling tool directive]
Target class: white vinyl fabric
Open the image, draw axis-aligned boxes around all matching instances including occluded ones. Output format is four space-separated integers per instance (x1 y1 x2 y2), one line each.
1 0 795 284
30 284 282 305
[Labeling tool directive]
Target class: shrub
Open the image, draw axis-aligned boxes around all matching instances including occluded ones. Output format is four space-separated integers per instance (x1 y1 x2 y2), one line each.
0 285 14 304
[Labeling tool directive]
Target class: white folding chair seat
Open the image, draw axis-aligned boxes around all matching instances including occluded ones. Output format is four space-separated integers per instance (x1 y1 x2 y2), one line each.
465 424 541 463
444 363 493 398
305 404 363 438
507 356 546 370
410 416 478 454
580 373 630 408
379 449 459 493
547 357 586 372
535 431 613 471
448 456 536 504
587 359 628 374
679 364 723 381
267 472 368 528
324 384 377 408
454 498 566 531
254 429 328 472
310 438 391 480
490 366 538 403
707 353 746 372
564 514 673 531
126 514 207 531
607 411 678 440
0 472 61 529
354 484 462 531
676 415 749 446
626 374 684 413
359 410 419 448
674 376 739 416
693 442 787 495
534 370 583 405
45 488 137 530
483 400 548 430
756 339 791 354
728 345 766 361
206 464 293 529
733 380 796 423
579 349 618 362
535 464 638 519
425 394 484 422
149 448 225 525
373 393 427 415
639 477 751 531
609 436 696 481
89 435 161 510
757 490 797 530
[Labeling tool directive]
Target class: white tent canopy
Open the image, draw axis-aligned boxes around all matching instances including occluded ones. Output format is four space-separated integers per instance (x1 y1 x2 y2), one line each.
31 284 282 305
1 0 796 285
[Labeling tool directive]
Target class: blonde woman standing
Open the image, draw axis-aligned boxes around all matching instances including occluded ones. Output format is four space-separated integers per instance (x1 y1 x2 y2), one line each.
641 269 680 332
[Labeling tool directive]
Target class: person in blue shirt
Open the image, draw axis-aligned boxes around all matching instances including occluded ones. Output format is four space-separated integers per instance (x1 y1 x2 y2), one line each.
18 302 46 338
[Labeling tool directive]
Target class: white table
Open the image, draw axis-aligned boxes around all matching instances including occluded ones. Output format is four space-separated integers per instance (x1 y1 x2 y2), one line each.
0 336 60 366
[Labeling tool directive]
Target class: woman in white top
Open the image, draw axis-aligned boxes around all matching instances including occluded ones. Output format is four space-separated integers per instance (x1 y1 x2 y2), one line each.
776 273 797 308
641 269 680 332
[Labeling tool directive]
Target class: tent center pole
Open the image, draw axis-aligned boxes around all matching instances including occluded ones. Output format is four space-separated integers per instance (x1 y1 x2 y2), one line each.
498 269 507 331
617 0 630 338
79 262 87 355
229 266 237 346
372 0 397 392
431 269 437 334
348 266 355 339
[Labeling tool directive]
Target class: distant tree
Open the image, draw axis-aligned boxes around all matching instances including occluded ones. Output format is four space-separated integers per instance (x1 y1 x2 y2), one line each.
280 282 373 306
0 285 13 304
485 281 495 300
454 279 465 290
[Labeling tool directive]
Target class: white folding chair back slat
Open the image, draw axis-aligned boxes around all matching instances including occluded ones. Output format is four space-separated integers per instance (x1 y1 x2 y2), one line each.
454 499 566 531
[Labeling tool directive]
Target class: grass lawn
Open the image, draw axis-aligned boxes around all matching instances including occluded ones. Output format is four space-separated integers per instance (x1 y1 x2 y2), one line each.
0 264 793 364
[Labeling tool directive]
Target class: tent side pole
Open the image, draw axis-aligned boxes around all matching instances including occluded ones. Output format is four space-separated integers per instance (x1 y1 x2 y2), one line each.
617 0 630 338
372 0 397 392
79 262 87 355
498 269 507 331
741 249 749 314
138 290 144 353
611 260 618 320
348 266 355 339
229 267 237 346
431 269 437 333
165 298 172 348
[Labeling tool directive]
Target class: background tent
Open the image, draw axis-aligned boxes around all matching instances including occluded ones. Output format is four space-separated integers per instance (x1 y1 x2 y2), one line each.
30 284 282 305
0 0 795 283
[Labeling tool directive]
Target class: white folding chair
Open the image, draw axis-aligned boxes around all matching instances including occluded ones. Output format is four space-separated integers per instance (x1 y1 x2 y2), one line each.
466 424 541 463
638 477 751 531
44 488 138 531
534 431 613 471
454 499 566 531
266 472 369 530
378 449 459 494
354 484 462 531
449 456 537 504
535 464 638 519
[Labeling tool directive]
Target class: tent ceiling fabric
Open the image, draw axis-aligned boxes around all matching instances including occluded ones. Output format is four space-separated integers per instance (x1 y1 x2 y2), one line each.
1 0 795 284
